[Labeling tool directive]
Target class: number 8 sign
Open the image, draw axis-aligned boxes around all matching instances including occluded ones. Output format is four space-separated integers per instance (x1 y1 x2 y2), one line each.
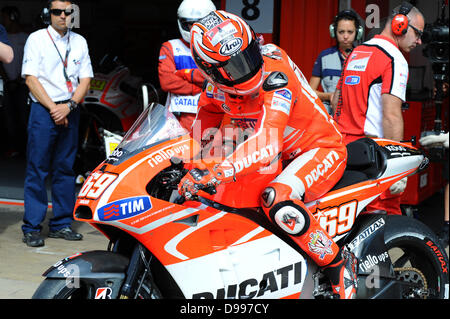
225 0 274 34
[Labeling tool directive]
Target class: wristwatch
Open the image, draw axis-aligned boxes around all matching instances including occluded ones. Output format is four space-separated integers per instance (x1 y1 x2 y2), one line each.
67 99 78 112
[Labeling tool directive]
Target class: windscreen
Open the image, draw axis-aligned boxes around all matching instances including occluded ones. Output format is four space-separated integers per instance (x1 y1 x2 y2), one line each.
105 103 188 165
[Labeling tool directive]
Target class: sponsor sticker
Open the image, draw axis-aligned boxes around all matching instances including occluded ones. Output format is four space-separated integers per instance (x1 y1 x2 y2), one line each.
346 51 373 72
219 37 243 56
97 196 152 221
344 75 360 85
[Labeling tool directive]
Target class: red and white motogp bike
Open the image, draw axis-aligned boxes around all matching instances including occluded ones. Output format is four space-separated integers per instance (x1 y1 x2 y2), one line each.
33 104 448 299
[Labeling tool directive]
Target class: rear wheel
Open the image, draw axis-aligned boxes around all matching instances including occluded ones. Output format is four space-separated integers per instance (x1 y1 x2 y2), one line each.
384 215 449 299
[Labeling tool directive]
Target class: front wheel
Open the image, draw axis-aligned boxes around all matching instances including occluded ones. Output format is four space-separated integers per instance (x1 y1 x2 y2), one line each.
32 278 162 299
384 215 449 299
32 278 96 299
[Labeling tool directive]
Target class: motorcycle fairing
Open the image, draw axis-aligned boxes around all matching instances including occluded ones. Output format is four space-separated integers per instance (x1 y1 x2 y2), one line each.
165 233 308 299
42 250 129 299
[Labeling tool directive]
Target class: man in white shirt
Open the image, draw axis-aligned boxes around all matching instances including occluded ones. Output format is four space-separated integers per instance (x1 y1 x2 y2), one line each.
21 0 93 247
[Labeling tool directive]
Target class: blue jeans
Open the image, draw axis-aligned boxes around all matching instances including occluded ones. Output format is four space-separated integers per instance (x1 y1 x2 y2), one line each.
22 102 80 234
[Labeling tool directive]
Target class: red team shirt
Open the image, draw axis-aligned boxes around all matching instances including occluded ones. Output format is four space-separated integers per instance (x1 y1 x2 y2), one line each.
334 35 409 144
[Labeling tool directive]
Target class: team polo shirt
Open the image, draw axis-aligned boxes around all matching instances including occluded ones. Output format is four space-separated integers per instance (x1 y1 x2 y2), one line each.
334 35 408 138
22 25 93 103
312 46 346 94
0 24 11 46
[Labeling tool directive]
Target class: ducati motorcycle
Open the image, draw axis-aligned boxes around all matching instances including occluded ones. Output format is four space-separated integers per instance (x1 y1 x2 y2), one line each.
75 55 159 177
33 103 449 299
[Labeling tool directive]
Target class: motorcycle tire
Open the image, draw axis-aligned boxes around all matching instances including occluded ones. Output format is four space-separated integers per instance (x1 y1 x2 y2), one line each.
32 278 162 299
384 215 449 299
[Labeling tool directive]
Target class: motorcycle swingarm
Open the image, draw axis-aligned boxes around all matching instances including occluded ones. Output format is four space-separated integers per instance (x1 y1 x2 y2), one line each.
43 250 129 298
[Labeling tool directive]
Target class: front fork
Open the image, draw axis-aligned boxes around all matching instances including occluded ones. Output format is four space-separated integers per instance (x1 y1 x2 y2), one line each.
116 243 155 299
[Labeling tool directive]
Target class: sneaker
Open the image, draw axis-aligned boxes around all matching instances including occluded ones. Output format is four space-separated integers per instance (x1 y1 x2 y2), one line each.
48 227 83 241
323 248 358 299
23 232 45 247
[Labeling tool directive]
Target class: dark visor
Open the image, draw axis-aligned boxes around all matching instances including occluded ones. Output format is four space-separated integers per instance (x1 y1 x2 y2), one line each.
179 17 199 31
194 39 263 87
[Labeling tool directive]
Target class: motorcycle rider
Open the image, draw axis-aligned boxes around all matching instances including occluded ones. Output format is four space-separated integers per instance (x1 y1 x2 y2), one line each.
158 0 216 131
178 10 358 299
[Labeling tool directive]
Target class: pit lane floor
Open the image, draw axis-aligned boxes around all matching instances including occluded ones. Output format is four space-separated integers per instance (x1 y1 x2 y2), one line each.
0 204 109 298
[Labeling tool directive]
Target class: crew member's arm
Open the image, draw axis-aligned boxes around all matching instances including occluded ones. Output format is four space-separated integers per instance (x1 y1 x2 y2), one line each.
309 76 334 102
158 42 203 96
0 42 13 64
0 25 13 64
330 88 340 114
382 93 403 141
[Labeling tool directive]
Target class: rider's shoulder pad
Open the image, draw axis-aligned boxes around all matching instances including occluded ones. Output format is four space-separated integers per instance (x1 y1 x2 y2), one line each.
263 71 288 92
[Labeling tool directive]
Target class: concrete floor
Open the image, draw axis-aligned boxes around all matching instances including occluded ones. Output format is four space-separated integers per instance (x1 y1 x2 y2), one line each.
0 204 109 299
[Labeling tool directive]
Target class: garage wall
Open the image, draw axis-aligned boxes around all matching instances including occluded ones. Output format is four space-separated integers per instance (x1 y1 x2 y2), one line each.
278 0 339 79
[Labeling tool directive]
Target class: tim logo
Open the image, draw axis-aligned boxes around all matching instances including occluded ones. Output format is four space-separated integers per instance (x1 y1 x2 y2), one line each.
97 196 152 221
345 75 360 85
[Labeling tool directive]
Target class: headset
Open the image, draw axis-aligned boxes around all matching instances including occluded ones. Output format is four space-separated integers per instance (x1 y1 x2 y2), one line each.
329 9 364 41
391 1 414 36
41 0 75 25
40 0 53 25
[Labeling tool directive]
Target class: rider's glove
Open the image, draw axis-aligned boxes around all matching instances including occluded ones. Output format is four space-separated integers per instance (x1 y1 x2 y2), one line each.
389 177 408 195
419 132 449 149
178 162 235 199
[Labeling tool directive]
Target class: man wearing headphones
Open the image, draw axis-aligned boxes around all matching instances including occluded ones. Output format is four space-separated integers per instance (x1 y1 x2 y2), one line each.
332 2 425 215
309 9 363 115
21 0 93 247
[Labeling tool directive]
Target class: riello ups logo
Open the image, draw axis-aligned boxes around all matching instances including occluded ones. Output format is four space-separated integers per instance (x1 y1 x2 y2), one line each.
97 196 152 221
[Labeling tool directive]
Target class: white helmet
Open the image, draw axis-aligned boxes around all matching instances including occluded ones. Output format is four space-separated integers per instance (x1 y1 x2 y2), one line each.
177 0 216 43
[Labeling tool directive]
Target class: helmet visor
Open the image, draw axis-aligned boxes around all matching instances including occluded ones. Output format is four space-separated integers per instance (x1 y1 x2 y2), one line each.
179 17 199 32
196 39 263 87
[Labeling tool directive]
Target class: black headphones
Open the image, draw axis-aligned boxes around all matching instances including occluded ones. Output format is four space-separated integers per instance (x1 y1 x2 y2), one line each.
329 9 364 41
40 0 53 25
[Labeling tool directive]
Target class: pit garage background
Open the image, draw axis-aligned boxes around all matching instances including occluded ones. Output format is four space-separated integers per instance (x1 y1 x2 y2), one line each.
0 0 448 217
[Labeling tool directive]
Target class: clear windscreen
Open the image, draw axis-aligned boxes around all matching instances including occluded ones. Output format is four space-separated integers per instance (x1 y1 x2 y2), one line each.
106 103 188 164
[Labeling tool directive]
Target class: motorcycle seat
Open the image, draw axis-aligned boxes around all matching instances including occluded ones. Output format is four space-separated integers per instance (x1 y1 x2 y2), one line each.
331 138 387 191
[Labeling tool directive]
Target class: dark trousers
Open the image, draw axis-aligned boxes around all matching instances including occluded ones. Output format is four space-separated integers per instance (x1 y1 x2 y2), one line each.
22 102 80 234
1 81 29 154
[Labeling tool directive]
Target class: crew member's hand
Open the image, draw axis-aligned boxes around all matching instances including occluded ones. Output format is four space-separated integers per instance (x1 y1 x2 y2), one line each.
178 161 235 199
389 177 407 195
50 103 70 125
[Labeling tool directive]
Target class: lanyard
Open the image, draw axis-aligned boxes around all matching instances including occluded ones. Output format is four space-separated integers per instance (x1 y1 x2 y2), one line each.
47 29 73 93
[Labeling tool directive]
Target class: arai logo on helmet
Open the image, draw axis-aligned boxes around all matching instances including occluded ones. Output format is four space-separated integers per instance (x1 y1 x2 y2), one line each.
220 38 243 56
